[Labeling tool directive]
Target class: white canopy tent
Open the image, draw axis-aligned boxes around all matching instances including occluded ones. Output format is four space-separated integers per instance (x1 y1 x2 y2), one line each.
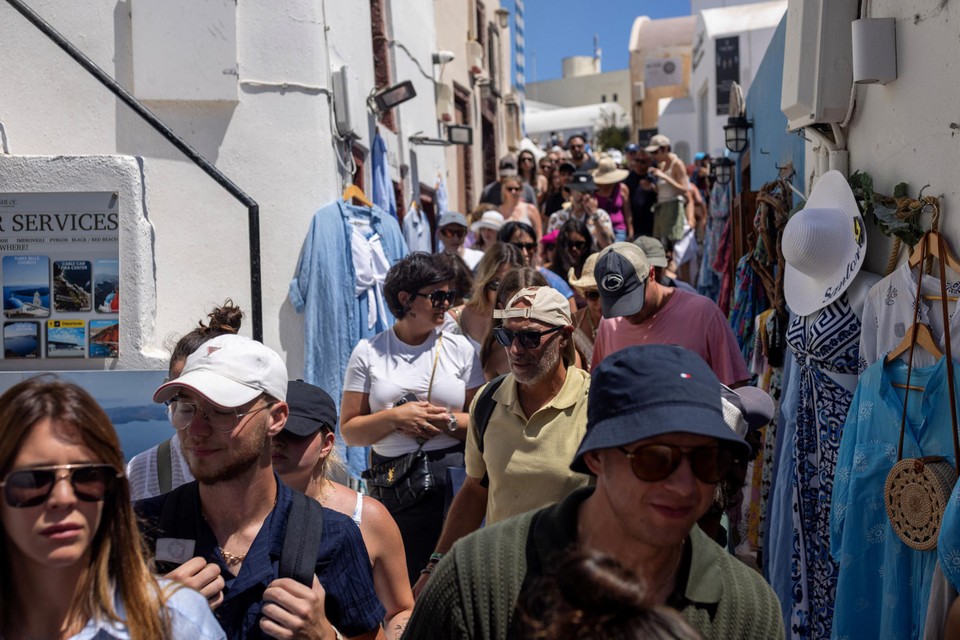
524 102 627 146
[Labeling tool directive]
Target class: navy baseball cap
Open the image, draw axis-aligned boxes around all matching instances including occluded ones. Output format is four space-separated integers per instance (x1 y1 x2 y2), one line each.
595 242 650 318
283 380 337 437
567 171 597 192
625 143 639 153
571 345 750 474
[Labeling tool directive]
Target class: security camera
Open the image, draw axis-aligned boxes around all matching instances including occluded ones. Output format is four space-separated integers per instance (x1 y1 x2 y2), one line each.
432 51 455 65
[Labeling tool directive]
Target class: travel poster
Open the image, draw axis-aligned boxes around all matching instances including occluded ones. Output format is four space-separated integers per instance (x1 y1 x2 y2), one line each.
94 258 120 313
3 322 40 358
46 319 86 358
53 260 93 312
2 255 50 319
89 319 119 358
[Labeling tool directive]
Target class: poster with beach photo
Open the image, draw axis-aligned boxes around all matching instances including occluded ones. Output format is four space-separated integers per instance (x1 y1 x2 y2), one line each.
89 319 119 358
94 258 120 313
53 260 93 312
46 319 86 358
2 255 50 319
3 322 40 358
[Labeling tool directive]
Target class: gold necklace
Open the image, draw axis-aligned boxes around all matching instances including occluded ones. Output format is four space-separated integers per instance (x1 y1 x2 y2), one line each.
220 548 246 563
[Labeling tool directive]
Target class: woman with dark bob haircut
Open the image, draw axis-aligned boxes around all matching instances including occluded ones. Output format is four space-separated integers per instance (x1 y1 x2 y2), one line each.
0 377 223 639
341 252 485 584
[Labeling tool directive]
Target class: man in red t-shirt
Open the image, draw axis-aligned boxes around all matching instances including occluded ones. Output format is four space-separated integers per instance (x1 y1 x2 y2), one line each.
590 243 749 386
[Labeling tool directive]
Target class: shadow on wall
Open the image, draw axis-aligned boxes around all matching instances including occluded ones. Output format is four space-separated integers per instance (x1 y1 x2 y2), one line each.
113 0 235 163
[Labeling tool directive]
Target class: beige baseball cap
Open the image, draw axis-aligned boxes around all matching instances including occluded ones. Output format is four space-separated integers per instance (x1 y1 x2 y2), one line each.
493 286 575 364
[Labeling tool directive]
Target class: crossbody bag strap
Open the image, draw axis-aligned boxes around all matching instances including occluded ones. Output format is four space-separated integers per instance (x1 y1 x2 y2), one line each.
157 438 173 495
414 332 444 449
936 234 960 473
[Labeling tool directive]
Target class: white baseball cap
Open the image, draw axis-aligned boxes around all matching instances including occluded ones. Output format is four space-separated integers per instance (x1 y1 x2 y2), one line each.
153 334 288 407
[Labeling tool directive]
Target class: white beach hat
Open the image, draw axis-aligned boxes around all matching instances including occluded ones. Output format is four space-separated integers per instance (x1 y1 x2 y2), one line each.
782 170 867 316
470 210 505 233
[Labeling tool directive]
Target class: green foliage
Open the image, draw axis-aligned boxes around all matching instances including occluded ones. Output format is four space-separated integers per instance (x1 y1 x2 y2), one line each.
596 125 630 152
848 171 925 247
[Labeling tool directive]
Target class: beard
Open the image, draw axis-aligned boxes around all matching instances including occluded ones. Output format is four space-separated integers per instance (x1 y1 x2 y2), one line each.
511 336 562 385
185 416 271 485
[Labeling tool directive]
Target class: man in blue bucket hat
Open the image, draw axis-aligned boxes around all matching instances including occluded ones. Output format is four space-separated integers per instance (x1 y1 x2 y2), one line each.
404 344 783 640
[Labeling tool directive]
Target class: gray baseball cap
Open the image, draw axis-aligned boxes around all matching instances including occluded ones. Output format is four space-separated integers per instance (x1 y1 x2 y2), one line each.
633 236 668 268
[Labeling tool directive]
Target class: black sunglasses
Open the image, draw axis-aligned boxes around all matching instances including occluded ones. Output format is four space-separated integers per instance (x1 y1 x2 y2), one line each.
584 290 600 301
618 445 737 484
0 464 122 508
505 186 521 193
493 325 562 349
567 241 588 251
409 289 458 308
512 242 538 252
440 227 466 238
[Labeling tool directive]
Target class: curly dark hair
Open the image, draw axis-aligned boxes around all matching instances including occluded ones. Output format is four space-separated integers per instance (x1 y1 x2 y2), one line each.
517 550 702 640
169 300 243 375
384 252 455 320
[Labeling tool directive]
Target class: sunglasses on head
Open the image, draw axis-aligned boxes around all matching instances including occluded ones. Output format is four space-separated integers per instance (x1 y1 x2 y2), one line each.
512 241 537 252
618 444 737 484
440 227 466 238
493 325 562 349
0 464 122 508
410 289 458 308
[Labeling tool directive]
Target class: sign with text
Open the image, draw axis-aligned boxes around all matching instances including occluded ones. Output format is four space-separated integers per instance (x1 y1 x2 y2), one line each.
644 57 682 88
0 192 119 363
715 36 740 116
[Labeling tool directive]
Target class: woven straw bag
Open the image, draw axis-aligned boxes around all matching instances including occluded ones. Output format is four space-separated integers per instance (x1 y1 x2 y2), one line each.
884 233 960 551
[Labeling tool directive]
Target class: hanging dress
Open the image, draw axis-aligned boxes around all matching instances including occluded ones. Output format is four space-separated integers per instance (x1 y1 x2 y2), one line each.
785 294 861 639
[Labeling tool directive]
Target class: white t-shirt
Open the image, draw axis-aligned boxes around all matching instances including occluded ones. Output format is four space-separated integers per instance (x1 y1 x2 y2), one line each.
461 247 484 270
343 327 485 457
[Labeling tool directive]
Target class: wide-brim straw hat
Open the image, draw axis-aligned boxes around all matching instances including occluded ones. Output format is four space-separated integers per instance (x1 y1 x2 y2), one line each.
782 170 867 316
592 157 629 185
568 253 600 291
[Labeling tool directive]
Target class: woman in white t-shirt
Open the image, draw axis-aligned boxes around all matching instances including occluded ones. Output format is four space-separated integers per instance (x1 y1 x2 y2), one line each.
341 252 485 584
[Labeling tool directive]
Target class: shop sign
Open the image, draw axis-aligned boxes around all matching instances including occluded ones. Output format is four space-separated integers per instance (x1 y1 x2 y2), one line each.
715 35 741 116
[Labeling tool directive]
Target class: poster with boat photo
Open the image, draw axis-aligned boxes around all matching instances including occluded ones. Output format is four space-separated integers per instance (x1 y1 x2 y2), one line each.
89 319 119 358
2 255 50 319
94 258 119 314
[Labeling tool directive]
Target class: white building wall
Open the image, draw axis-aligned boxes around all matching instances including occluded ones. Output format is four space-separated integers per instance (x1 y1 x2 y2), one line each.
0 0 437 375
526 69 633 132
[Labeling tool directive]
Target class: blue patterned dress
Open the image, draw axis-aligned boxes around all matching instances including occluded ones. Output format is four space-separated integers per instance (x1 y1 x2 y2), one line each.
786 294 861 639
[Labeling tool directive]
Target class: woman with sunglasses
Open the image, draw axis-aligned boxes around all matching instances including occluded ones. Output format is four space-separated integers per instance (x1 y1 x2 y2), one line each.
567 253 603 371
498 221 578 316
497 174 543 241
548 219 594 295
341 252 485 584
0 377 224 639
517 149 547 207
444 243 525 356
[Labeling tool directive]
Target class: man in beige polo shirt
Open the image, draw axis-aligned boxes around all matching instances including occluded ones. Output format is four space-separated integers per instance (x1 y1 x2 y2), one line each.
413 286 591 597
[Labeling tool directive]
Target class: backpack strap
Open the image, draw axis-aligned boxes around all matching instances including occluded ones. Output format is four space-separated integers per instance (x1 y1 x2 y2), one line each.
279 491 325 586
156 438 173 495
473 374 508 488
153 481 202 574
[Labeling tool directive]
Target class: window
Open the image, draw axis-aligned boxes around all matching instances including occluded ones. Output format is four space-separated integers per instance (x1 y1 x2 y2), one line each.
613 93 618 102
601 94 606 103
488 25 500 96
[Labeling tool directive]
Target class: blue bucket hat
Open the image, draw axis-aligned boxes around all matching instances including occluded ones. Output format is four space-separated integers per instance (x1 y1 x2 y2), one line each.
571 344 750 474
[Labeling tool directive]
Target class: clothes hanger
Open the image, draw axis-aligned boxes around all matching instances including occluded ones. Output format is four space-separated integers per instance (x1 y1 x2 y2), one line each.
342 184 373 208
887 323 942 391
908 230 960 276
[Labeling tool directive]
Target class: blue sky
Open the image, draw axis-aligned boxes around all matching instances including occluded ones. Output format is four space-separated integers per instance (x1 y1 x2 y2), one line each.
508 0 691 82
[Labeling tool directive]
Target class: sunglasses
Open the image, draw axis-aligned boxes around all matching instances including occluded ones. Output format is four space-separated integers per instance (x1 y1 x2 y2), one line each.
584 290 600 301
1 464 122 508
618 444 737 484
409 289 458 308
440 227 466 238
567 241 588 251
168 399 275 432
512 242 538 252
493 325 562 349
505 186 521 193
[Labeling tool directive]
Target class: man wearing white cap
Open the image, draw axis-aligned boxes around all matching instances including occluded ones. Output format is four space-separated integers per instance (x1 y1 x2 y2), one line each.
591 242 749 386
412 286 592 597
135 334 383 640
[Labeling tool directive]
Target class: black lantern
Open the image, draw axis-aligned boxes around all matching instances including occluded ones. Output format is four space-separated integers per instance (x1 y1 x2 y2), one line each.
713 157 735 186
723 116 753 154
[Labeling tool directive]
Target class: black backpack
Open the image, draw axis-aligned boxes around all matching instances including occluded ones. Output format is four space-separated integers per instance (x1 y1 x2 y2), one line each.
473 374 508 488
155 482 323 586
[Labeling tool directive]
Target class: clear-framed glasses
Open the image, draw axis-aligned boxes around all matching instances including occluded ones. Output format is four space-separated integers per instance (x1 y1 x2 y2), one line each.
167 398 275 432
0 464 122 508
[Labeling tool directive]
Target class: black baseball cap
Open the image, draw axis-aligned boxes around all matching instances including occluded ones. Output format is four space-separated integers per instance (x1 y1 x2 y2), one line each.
283 380 337 437
567 171 597 192
571 345 750 474
557 161 576 174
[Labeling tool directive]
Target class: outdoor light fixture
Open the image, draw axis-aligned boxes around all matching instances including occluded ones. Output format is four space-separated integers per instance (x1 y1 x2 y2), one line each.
432 51 455 65
495 8 510 29
408 131 450 147
370 80 417 114
723 116 753 154
713 157 735 186
446 125 473 146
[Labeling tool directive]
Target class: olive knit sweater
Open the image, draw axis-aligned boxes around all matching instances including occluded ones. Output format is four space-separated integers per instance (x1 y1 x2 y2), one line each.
403 489 784 639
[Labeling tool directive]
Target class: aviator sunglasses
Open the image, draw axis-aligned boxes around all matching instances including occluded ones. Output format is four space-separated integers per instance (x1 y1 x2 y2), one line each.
0 464 122 508
493 325 562 349
409 289 458 309
618 444 737 484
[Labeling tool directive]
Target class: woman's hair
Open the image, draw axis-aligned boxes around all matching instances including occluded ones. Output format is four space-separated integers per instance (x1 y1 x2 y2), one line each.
439 253 474 307
384 252 455 320
518 550 702 640
479 267 548 367
498 221 538 244
465 243 525 314
0 378 171 640
169 300 242 374
517 149 538 186
549 218 594 283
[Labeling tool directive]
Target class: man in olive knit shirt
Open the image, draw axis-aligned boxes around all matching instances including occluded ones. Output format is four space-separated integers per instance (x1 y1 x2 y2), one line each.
404 345 783 640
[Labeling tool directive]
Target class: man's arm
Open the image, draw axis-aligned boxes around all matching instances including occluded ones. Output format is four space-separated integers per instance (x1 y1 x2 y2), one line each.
411 476 487 599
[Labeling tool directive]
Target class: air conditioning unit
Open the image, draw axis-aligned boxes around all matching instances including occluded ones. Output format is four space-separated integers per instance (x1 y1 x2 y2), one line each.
436 83 454 122
781 0 859 131
633 81 646 103
466 40 484 75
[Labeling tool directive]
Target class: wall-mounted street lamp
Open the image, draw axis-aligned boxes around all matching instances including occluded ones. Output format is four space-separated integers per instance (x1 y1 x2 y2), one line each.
495 8 510 29
723 115 753 154
712 157 735 186
369 80 417 115
446 125 473 146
